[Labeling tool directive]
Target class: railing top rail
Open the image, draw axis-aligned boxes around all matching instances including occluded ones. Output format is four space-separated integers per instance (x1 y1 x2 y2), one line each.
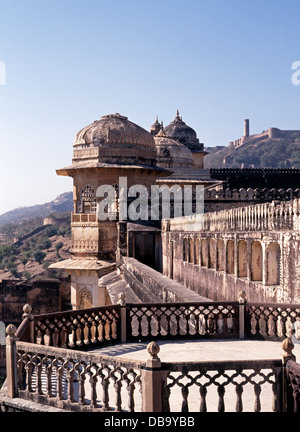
162 358 283 370
126 301 239 308
247 301 300 309
16 340 145 368
15 317 30 339
33 304 121 320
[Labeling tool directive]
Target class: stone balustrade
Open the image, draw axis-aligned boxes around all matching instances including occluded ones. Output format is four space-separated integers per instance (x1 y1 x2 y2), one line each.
2 297 300 412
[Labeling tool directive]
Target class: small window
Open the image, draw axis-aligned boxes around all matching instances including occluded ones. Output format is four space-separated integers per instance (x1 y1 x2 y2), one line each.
79 184 97 214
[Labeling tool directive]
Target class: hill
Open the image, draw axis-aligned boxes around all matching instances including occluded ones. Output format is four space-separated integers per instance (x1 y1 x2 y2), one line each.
204 133 300 169
0 192 73 227
0 216 71 281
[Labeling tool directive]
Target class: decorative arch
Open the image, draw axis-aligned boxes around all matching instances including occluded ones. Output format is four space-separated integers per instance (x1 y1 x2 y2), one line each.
209 238 216 268
266 242 280 285
78 287 93 309
195 237 200 265
189 238 194 263
217 239 225 271
201 238 208 267
227 240 235 274
238 240 247 277
251 241 263 281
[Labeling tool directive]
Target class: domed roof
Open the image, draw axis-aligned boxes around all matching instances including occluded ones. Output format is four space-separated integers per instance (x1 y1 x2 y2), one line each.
163 110 204 153
73 113 157 167
154 128 195 169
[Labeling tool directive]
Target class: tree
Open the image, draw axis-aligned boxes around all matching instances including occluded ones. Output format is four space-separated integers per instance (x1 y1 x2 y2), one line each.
40 238 52 251
55 241 64 256
21 255 28 269
33 250 46 264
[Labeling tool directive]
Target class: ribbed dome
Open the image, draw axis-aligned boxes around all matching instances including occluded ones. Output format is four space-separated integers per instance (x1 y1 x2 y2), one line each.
164 110 204 153
73 113 157 166
154 128 195 169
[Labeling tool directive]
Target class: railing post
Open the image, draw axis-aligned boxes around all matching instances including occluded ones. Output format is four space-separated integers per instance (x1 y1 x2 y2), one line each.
142 342 164 412
117 292 127 344
281 337 296 412
22 304 34 343
5 324 18 398
238 290 246 339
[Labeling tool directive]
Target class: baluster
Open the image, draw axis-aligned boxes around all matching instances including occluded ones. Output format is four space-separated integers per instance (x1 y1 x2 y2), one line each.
35 355 43 395
217 385 225 412
125 369 136 412
102 377 110 411
76 320 83 346
235 384 243 412
111 318 117 340
137 315 143 337
65 360 75 403
52 328 59 347
105 315 112 341
87 364 98 407
112 368 123 412
76 362 86 405
101 366 110 411
98 321 105 342
25 354 34 393
267 314 276 337
17 354 25 390
181 386 189 412
90 321 97 343
52 358 63 400
157 313 162 335
199 385 207 412
83 322 90 344
60 327 68 348
146 313 152 337
254 383 261 412
45 356 53 397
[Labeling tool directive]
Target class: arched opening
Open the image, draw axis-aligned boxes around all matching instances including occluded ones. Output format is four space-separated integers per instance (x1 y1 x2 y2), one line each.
189 238 194 263
209 238 216 268
251 241 263 281
217 239 225 271
183 238 188 261
227 240 235 274
266 242 280 285
195 238 200 265
238 240 247 277
78 287 93 309
201 239 208 267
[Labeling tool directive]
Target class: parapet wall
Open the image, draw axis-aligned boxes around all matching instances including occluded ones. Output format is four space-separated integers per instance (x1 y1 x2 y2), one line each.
164 197 300 234
120 257 210 303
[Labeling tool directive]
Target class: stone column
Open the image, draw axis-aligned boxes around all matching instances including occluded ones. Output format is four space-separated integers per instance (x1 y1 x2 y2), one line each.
5 324 18 398
244 119 249 137
142 342 166 412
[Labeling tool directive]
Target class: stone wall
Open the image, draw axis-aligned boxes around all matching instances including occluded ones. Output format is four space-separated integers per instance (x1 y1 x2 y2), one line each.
161 199 300 303
0 277 71 327
120 257 211 303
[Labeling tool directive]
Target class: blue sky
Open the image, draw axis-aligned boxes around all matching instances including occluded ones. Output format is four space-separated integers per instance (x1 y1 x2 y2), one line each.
0 0 300 214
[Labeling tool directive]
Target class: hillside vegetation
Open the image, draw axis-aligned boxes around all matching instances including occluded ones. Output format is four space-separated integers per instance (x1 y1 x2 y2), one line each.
0 213 71 280
204 137 300 168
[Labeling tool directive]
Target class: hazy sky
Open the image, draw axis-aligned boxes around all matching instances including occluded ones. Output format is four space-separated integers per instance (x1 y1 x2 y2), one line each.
0 0 300 214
